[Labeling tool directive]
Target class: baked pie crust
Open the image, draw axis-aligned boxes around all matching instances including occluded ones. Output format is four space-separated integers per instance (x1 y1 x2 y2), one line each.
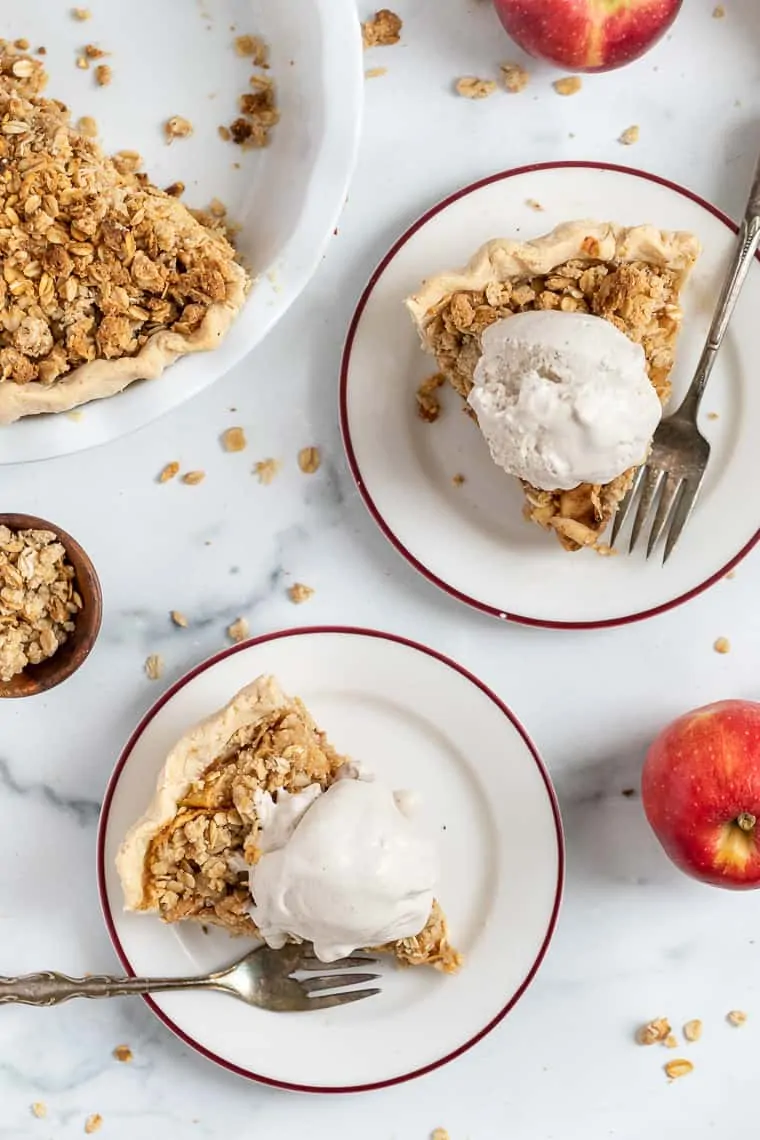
0 47 249 424
116 675 461 974
406 220 700 550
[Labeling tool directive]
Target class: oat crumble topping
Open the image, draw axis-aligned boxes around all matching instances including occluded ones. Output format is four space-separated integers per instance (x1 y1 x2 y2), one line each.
0 525 82 682
683 1019 702 1042
297 445 321 474
165 115 193 142
619 125 640 146
254 458 279 484
362 9 402 48
227 617 249 643
500 61 528 92
455 77 497 99
158 462 180 483
113 1044 133 1062
553 76 582 96
182 470 206 485
664 1059 693 1080
416 372 445 422
145 653 163 680
221 426 246 452
288 582 314 604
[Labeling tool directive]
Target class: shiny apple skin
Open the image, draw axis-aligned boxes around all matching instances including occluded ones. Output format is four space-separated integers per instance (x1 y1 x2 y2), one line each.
492 0 683 73
642 700 760 889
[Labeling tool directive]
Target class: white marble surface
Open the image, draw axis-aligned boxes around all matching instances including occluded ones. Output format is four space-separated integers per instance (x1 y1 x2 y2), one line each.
3 0 760 1135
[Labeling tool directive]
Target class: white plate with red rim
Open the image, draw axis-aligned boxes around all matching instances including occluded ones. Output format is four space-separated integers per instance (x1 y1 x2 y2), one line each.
340 162 760 630
98 626 563 1093
1 0 362 464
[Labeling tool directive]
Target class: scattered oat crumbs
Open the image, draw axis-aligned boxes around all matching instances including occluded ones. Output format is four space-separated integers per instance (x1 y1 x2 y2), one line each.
227 617 249 643
254 458 280 484
725 570 736 580
416 373 445 422
636 1017 671 1045
67 410 84 422
452 473 466 486
84 43 108 58
94 63 111 86
14 37 30 49
165 115 193 142
77 115 98 138
361 9 402 48
145 654 163 681
455 76 497 99
526 198 544 211
500 61 529 92
431 1131 450 1140
31 1103 47 1119
288 583 314 605
683 1019 702 1042
713 4 726 15
170 610 188 628
365 66 387 79
113 1044 133 1063
664 1058 693 1081
164 180 185 198
72 6 91 18
182 470 206 485
84 1116 103 1134
76 55 89 69
664 1033 678 1049
727 1009 747 1026
553 76 582 96
158 461 180 483
221 426 247 452
707 411 719 420
218 125 231 141
112 149 142 175
713 637 731 654
298 446 321 474
619 124 640 145
234 34 269 66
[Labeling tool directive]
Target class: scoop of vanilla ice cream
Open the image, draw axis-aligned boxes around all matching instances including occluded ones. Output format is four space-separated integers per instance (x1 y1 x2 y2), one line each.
248 778 438 962
467 310 662 491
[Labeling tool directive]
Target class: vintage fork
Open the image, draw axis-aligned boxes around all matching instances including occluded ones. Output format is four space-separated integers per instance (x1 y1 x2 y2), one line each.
611 151 760 562
0 944 381 1011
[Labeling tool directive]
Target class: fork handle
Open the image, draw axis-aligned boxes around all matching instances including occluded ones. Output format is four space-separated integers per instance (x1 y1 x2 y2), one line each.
0 969 219 1006
676 152 760 420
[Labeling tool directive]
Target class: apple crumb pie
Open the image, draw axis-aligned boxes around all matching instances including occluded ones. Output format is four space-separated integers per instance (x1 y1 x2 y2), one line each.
0 41 249 424
406 220 699 550
116 675 462 974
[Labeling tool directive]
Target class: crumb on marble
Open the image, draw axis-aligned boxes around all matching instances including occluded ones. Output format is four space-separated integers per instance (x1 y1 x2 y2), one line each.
365 66 387 79
234 34 269 66
165 115 193 142
683 1019 702 1042
170 610 188 628
221 426 247 452
227 617 249 643
297 446 321 474
707 411 719 420
113 1044 133 1063
553 76 582 96
31 1103 47 1119
181 470 206 485
664 1059 693 1080
94 63 112 86
361 9 402 48
664 1033 678 1049
253 458 280 484
72 6 91 18
288 582 314 604
725 570 736 580
500 61 528 92
636 1017 671 1045
619 125 639 145
84 1115 103 1134
145 654 163 681
431 1131 450 1140
158 461 180 483
416 373 445 422
727 1009 747 1026
713 4 726 16
526 198 544 211
713 637 731 654
455 76 497 99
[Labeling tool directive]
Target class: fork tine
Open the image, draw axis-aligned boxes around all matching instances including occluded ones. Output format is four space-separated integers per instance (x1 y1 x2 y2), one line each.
308 987 381 1010
646 473 683 559
296 954 378 972
301 972 381 993
610 465 645 546
663 476 703 564
629 466 664 553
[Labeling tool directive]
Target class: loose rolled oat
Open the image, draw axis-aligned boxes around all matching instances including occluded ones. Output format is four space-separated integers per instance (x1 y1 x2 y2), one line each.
455 77 497 99
636 1017 671 1045
253 458 280 484
287 583 314 605
683 1019 702 1042
221 426 246 452
112 1044 133 1062
145 654 163 680
181 470 206 485
0 526 82 682
170 610 188 628
31 1102 47 1118
297 446 321 474
727 1009 747 1026
619 125 640 145
553 76 582 96
84 1115 102 1135
158 463 180 484
500 61 529 92
165 115 193 142
664 1058 693 1080
227 617 249 643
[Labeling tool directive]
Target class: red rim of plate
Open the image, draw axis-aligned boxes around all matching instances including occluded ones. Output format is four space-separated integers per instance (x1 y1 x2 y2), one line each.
339 160 760 631
97 625 564 1095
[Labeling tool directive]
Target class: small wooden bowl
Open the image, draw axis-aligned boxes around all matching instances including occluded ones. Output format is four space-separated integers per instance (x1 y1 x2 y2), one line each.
0 514 103 699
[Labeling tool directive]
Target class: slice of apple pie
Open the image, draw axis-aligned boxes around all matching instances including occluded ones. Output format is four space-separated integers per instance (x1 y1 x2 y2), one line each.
406 220 699 550
116 675 461 973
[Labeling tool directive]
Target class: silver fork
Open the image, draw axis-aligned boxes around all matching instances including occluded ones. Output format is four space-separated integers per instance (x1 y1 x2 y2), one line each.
0 944 381 1011
612 152 760 562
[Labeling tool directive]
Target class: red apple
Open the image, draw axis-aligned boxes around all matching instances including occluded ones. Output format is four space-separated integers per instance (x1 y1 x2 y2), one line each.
642 700 760 889
492 0 682 73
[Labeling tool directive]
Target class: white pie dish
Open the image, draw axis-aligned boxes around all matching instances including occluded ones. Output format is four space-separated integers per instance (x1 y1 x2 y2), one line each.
97 627 563 1093
340 162 760 628
0 0 363 464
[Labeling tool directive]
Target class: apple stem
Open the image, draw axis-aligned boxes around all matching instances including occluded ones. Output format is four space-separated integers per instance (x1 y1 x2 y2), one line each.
737 812 757 832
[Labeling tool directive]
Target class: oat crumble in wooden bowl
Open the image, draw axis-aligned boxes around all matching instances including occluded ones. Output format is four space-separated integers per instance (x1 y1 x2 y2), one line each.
0 513 101 698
